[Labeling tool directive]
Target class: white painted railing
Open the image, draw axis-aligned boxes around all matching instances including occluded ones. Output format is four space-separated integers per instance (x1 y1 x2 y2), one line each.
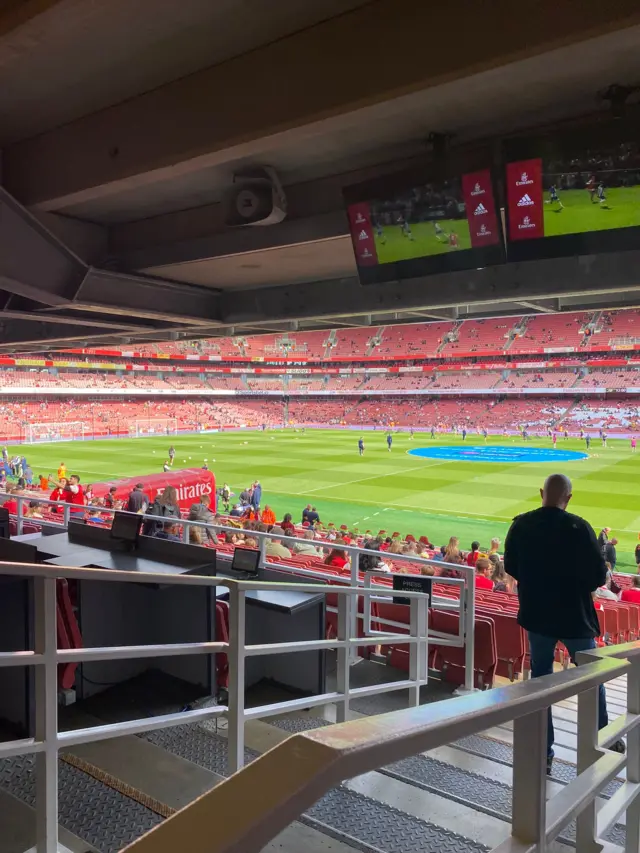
122 645 640 853
0 559 432 853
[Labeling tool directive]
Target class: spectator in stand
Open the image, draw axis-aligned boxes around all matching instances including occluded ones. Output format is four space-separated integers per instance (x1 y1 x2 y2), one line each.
466 541 480 567
475 557 494 589
489 538 501 555
2 486 18 515
64 475 86 516
443 537 460 563
293 529 323 556
597 527 611 552
504 473 624 773
280 513 295 535
188 494 216 544
324 545 349 570
144 486 181 535
306 505 320 526
49 477 67 512
25 500 43 519
251 480 262 510
126 483 150 514
604 537 618 571
265 526 292 559
261 505 276 527
155 521 182 542
491 560 514 593
104 486 118 509
622 576 640 604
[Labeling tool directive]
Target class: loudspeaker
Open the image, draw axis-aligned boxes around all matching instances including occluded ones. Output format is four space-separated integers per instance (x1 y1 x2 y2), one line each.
224 167 287 227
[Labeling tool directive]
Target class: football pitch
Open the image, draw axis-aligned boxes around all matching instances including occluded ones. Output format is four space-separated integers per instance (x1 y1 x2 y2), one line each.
543 186 640 236
374 219 471 262
16 429 640 571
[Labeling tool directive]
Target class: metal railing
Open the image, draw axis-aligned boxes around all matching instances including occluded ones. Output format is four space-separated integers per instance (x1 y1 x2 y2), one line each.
8 491 477 691
0 559 432 853
121 644 640 853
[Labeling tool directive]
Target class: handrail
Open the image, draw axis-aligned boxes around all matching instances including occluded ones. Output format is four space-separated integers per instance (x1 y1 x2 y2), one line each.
120 657 629 853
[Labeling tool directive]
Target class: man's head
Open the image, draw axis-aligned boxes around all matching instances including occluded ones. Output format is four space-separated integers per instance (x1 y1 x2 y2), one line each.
611 538 619 546
470 541 480 552
200 494 211 506
270 525 284 542
135 483 144 491
476 557 491 577
540 474 572 510
305 504 312 510
109 486 117 495
164 521 179 536
303 529 315 541
69 475 80 486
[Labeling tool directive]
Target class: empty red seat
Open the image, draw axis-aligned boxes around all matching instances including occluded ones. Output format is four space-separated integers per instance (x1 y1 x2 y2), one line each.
430 610 497 690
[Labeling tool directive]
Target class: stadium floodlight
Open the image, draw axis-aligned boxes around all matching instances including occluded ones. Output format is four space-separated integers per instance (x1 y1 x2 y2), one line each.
132 418 179 438
25 422 86 444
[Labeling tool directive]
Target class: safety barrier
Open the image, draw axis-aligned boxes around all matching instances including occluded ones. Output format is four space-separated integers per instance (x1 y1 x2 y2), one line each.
122 643 640 853
8 490 477 690
0 559 433 853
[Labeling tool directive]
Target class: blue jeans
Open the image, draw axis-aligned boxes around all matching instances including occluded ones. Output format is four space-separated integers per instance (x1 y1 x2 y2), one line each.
528 632 608 759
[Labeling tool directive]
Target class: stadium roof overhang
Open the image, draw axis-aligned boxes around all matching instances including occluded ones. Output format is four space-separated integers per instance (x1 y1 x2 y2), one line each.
1 0 640 351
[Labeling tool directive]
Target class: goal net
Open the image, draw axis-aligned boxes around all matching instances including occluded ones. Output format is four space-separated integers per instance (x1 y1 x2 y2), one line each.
25 422 86 444
132 418 179 438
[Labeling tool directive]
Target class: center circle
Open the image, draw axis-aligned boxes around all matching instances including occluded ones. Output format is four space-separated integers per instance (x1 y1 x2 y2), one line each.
407 445 589 464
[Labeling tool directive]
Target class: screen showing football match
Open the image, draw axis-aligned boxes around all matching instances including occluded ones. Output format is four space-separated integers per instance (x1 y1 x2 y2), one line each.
347 169 503 281
506 142 640 243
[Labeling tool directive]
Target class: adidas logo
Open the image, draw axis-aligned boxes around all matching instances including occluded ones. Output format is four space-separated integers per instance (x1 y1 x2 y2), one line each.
358 229 368 240
518 216 536 230
516 172 534 186
470 183 485 196
355 212 366 224
474 203 488 216
517 194 534 207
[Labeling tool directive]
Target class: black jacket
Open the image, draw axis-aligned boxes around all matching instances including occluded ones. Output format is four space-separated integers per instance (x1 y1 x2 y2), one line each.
604 542 617 568
142 498 181 535
504 506 605 639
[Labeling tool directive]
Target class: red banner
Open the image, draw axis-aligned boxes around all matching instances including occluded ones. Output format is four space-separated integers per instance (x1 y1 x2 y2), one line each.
347 202 378 267
92 467 216 512
506 158 544 241
461 169 500 247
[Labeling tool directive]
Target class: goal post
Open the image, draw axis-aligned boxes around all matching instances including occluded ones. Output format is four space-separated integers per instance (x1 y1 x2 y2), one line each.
25 422 86 444
132 418 179 438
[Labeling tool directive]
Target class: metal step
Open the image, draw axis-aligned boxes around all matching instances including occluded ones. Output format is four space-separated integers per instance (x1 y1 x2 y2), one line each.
145 723 490 853
0 754 162 853
266 717 625 847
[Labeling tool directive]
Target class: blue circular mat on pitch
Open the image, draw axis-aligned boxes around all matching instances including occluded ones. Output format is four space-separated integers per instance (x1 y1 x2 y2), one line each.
407 445 589 463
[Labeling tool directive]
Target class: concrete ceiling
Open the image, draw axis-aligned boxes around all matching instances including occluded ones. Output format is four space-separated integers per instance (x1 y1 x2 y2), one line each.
0 0 370 145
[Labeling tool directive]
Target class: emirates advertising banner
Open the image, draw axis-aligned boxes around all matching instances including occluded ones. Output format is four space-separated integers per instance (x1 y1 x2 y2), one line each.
461 169 501 248
347 202 378 267
506 159 544 240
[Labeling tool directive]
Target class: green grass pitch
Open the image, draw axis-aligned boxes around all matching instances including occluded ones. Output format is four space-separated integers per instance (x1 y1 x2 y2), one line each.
543 186 640 236
374 219 471 262
16 429 640 570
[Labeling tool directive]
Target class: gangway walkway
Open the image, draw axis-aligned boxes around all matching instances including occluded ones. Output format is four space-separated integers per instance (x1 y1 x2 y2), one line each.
0 663 631 853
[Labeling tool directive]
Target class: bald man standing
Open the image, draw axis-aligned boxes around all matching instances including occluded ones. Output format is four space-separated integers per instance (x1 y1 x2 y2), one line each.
504 473 625 774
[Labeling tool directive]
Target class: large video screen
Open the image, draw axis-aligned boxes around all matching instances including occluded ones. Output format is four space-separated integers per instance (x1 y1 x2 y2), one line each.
346 168 505 284
505 140 640 261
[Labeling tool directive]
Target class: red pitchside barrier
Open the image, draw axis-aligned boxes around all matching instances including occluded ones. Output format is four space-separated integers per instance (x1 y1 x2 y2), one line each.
91 467 216 511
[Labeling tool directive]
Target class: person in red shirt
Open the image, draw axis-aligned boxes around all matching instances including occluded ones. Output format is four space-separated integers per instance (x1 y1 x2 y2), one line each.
63 474 86 516
466 541 480 567
475 556 494 590
2 486 18 515
280 513 295 534
49 477 68 513
324 547 349 570
621 576 640 604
